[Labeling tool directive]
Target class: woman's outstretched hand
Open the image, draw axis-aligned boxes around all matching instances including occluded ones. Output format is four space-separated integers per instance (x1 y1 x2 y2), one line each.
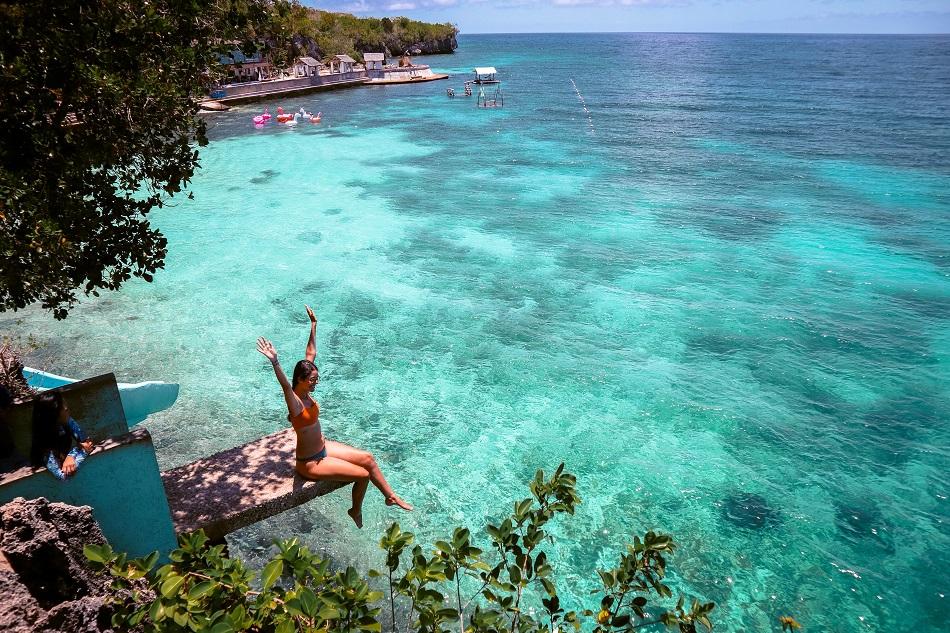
257 337 278 363
306 305 317 323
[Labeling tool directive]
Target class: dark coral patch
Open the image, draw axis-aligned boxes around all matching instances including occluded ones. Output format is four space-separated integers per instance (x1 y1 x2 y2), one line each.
298 231 323 245
834 501 895 554
721 492 779 530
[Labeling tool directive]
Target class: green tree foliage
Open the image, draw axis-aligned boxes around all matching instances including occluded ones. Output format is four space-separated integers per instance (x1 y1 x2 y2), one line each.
256 0 457 65
0 0 238 318
0 0 453 319
86 466 719 632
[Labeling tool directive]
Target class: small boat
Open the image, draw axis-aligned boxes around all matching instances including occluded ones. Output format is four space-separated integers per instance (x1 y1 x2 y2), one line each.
24 367 180 427
284 113 299 126
310 112 322 123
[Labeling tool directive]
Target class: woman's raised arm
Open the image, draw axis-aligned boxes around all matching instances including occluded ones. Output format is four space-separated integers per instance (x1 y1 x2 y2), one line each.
257 337 303 418
305 305 317 361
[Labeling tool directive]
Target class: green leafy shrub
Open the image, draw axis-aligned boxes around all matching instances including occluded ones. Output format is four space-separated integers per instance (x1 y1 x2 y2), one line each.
86 465 715 632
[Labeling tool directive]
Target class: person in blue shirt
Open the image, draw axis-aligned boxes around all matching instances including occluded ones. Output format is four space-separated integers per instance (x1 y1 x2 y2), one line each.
30 391 94 480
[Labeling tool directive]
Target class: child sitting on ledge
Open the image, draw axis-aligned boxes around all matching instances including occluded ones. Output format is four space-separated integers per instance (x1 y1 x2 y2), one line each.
30 391 94 480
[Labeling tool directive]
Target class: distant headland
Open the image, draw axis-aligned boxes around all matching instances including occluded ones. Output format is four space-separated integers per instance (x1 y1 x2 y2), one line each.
260 4 458 62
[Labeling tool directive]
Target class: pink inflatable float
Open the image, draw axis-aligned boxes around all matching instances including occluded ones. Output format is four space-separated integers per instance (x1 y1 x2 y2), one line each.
252 106 271 125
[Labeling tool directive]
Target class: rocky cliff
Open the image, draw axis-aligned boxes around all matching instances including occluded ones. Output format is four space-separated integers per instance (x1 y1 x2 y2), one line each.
0 497 119 632
403 34 458 55
286 31 457 63
261 4 458 64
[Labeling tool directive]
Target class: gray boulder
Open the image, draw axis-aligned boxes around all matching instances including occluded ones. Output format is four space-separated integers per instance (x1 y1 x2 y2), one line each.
0 568 43 631
0 497 119 632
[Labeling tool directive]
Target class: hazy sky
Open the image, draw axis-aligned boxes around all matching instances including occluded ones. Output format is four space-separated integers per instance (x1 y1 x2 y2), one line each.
307 0 950 34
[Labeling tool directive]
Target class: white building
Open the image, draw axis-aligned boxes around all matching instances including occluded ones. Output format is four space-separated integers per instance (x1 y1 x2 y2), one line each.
363 52 385 78
330 54 357 74
293 56 324 77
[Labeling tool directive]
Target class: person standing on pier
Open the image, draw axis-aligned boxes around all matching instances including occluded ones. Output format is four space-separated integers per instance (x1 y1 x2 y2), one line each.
257 306 412 528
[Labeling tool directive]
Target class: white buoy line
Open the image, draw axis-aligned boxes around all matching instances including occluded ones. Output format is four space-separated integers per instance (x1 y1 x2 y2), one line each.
570 78 595 134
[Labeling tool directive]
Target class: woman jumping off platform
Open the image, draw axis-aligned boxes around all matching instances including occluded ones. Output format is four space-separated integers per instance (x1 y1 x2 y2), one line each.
257 305 412 527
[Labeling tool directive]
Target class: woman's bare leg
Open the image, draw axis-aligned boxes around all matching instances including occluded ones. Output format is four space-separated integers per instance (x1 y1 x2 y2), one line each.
349 479 369 527
296 456 370 527
324 440 413 511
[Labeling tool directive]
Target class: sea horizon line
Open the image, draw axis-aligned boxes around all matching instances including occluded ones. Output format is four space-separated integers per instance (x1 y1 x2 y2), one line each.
457 30 950 36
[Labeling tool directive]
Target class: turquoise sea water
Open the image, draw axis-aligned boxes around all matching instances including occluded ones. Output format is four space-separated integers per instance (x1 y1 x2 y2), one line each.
4 33 950 631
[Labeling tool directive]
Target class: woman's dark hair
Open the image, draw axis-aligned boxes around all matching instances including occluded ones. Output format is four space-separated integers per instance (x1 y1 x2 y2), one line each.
292 360 318 388
30 391 70 466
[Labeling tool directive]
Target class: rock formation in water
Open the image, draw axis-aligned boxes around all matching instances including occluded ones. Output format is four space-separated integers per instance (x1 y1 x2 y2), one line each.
0 497 121 632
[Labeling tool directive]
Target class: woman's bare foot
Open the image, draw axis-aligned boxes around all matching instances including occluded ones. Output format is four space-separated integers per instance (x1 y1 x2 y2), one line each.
385 495 413 511
347 507 363 528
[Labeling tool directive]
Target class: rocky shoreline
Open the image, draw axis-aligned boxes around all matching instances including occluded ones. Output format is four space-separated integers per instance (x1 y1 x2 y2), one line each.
0 497 127 632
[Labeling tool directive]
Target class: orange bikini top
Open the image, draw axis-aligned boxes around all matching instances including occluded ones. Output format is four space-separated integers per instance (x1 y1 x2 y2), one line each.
289 400 320 431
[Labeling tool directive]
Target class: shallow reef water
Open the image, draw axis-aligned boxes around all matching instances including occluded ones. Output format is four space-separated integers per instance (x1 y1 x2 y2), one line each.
720 493 781 531
4 33 949 633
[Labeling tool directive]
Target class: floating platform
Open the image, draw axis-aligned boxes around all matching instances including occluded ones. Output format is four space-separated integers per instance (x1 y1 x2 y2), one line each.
161 429 345 542
472 66 499 84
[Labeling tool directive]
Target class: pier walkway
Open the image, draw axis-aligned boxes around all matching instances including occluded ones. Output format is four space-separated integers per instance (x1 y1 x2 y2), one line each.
208 72 368 105
161 429 345 542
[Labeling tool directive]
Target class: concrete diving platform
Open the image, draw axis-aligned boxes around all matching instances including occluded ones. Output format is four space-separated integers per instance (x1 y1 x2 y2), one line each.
161 429 344 542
